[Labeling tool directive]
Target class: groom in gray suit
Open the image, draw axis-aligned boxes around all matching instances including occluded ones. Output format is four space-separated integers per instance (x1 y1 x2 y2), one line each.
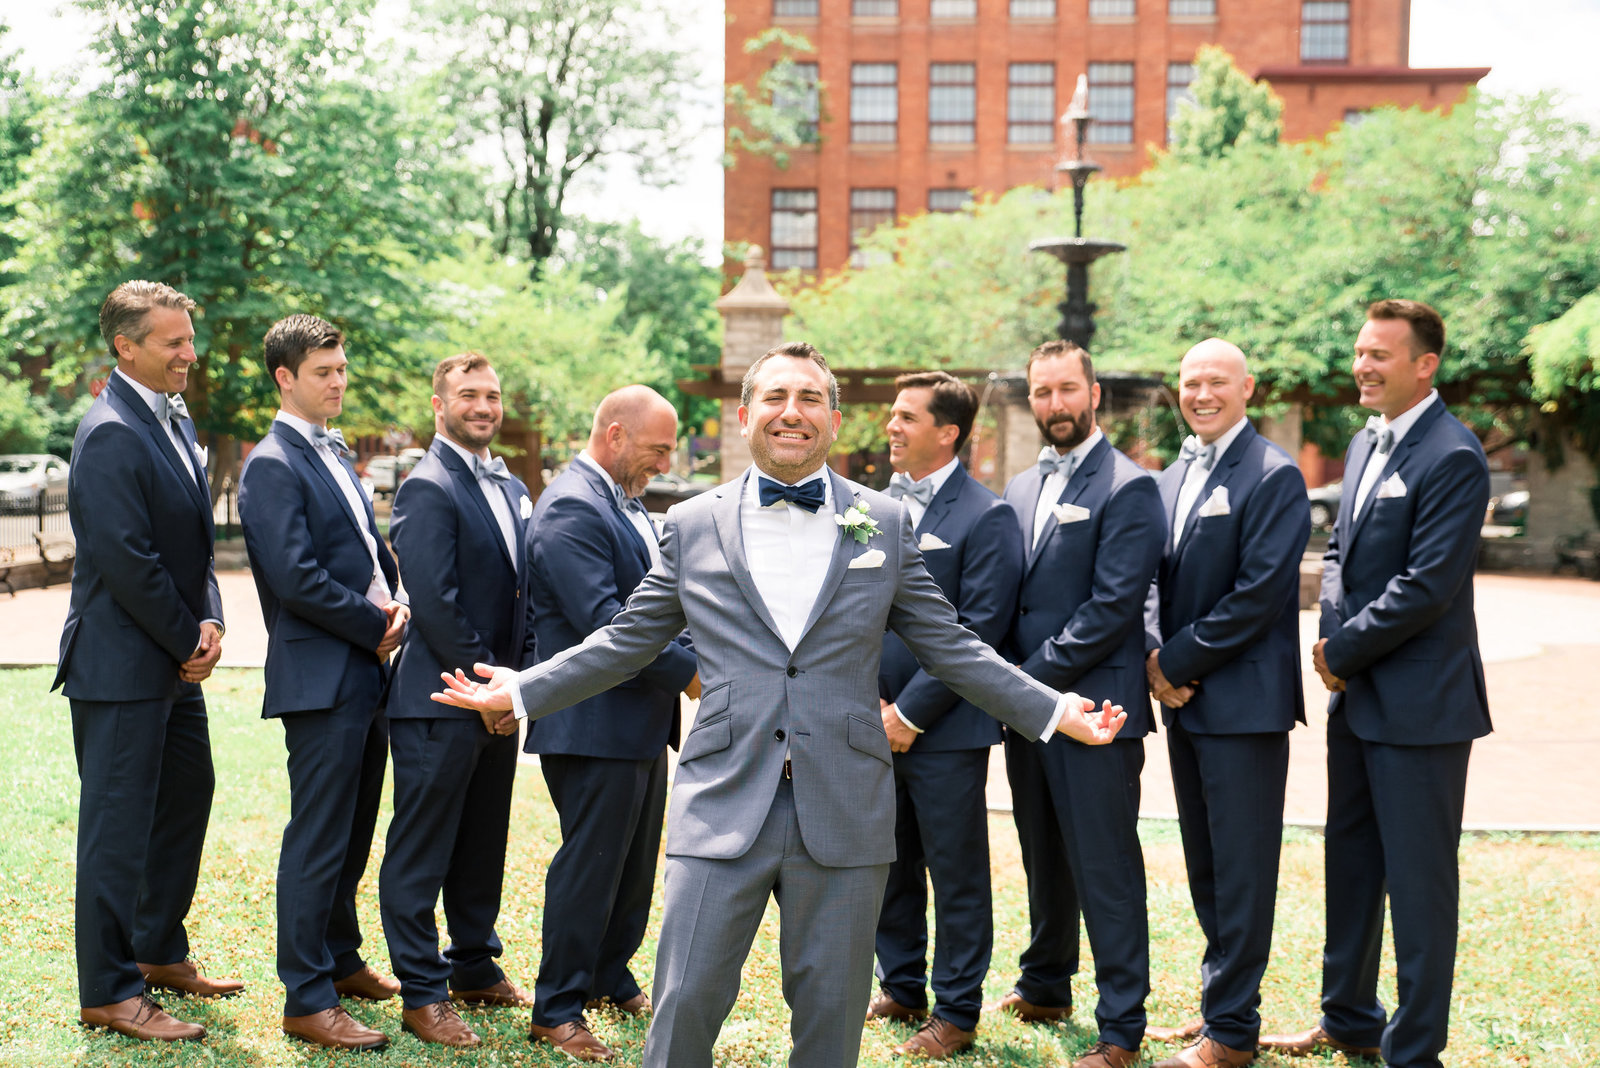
433 342 1126 1068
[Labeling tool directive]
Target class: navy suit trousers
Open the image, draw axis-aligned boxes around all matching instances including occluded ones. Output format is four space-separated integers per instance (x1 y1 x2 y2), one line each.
275 661 387 1016
71 684 214 1006
529 752 668 1026
381 718 519 1008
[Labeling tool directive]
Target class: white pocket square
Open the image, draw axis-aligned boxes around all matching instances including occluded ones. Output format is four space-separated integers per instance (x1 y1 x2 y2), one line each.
194 445 209 469
1052 502 1091 525
848 548 886 569
520 494 534 519
1196 486 1231 517
1376 473 1407 500
917 533 951 551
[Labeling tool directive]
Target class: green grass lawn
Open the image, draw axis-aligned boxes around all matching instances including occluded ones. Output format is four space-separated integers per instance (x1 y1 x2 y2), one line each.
0 665 1594 1066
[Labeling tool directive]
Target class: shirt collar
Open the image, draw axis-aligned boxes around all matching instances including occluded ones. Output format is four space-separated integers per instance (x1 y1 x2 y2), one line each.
747 465 832 511
575 451 622 497
112 368 164 415
1046 427 1103 472
904 456 961 498
273 408 324 446
1198 416 1250 463
436 433 489 470
1378 389 1439 447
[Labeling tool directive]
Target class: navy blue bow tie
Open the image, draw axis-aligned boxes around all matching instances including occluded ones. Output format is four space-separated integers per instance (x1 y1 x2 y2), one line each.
759 476 825 513
310 425 354 459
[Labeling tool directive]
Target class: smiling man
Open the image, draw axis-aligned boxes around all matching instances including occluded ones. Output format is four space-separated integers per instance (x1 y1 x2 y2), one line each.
238 313 408 1052
1143 339 1309 1068
430 341 1128 1068
55 281 238 1043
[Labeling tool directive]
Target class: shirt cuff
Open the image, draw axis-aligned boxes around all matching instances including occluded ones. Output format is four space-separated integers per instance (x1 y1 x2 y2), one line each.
200 618 224 636
1038 691 1077 742
893 705 924 734
511 679 529 722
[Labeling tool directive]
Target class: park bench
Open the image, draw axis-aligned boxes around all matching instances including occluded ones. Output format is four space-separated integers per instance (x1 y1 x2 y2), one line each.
0 546 12 596
1553 530 1600 580
34 532 75 587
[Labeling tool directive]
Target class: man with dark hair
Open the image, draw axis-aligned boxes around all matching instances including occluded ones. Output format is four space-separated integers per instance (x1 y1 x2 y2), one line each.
56 281 240 1042
1263 300 1491 1068
239 313 408 1052
380 353 536 1048
992 339 1165 1068
432 341 1127 1068
867 371 1024 1058
521 384 698 1062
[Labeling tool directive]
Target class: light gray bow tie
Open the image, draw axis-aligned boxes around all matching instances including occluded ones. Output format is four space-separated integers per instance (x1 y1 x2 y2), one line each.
1179 436 1217 469
310 425 354 459
1037 447 1078 480
160 393 190 424
1366 415 1394 454
473 455 510 482
887 472 935 507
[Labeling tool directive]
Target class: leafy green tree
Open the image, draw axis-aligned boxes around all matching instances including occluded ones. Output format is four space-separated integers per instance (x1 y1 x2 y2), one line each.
1167 45 1283 161
414 0 699 271
0 20 41 293
725 28 822 170
0 0 451 491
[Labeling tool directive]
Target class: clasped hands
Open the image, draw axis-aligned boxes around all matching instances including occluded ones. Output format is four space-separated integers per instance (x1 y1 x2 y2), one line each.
376 601 410 660
180 622 223 683
1311 638 1345 692
1145 650 1194 708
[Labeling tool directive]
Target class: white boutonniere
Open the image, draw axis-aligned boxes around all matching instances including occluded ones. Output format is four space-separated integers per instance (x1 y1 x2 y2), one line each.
520 494 533 519
835 498 882 545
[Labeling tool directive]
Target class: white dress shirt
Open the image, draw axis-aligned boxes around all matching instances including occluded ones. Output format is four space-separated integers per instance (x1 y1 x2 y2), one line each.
1172 416 1249 548
114 368 203 488
895 456 961 529
742 469 835 652
577 451 661 571
1352 390 1438 516
437 435 518 564
274 410 391 607
1032 428 1103 550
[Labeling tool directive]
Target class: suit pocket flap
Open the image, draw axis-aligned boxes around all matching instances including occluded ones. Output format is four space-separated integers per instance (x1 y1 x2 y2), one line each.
679 714 731 763
846 713 893 767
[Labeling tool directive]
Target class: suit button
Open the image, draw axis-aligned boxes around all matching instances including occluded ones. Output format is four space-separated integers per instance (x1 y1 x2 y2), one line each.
786 666 797 677
1019 606 1030 615
774 729 786 741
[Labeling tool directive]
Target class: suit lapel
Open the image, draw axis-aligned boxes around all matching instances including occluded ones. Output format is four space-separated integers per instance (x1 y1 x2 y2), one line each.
795 469 859 645
1174 425 1252 561
1350 402 1442 546
577 460 652 571
272 422 370 544
916 465 963 537
1027 437 1106 574
438 442 515 572
107 375 212 527
710 471 786 646
502 477 530 579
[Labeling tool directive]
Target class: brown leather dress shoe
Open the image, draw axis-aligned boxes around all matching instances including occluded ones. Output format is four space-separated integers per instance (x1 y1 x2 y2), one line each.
333 964 401 1001
893 1015 976 1058
454 977 534 1008
138 959 245 999
402 1001 482 1047
584 992 651 1015
1146 1017 1205 1043
529 1019 614 1061
1152 1035 1256 1068
1072 1040 1141 1068
282 1005 390 1051
869 987 929 1022
1258 1025 1380 1059
985 990 1070 1023
80 994 205 1041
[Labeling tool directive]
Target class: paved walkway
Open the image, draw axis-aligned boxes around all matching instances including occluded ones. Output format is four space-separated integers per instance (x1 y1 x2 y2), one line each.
5 571 1596 831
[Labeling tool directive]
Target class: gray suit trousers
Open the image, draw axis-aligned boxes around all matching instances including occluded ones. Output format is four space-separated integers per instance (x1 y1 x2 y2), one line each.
644 779 890 1068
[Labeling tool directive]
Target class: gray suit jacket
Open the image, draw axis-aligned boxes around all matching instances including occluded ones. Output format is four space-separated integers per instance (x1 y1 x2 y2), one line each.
517 468 1060 868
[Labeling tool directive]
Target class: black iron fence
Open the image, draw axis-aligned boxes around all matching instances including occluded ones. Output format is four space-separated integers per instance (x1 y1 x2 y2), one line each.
0 488 70 560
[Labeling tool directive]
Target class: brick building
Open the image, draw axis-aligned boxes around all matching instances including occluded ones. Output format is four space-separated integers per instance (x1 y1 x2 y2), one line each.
724 0 1488 272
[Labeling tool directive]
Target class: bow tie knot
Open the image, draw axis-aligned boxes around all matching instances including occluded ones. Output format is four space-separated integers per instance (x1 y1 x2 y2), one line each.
473 455 510 483
1179 436 1217 470
887 472 935 507
758 476 826 513
160 393 190 424
1037 447 1078 480
1366 415 1395 454
310 425 354 459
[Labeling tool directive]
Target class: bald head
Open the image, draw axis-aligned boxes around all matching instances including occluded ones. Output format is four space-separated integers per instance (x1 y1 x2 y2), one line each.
589 385 679 498
1178 337 1255 445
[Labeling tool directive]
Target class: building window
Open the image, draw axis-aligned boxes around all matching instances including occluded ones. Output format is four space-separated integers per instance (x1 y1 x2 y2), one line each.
931 0 977 15
1166 62 1196 140
1301 1 1350 62
929 63 976 144
852 0 897 14
1089 0 1135 16
929 188 972 212
851 63 898 143
1010 0 1056 16
1087 62 1134 144
849 189 896 266
774 62 821 143
773 0 818 16
1169 0 1215 15
1007 63 1055 144
771 189 818 270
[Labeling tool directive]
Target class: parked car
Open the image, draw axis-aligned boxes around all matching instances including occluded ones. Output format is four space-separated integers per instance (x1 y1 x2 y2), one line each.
1490 489 1530 527
1307 479 1342 531
640 471 710 515
362 448 426 499
0 454 69 514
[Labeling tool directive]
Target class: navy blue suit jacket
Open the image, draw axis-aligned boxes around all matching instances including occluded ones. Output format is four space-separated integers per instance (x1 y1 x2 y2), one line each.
879 463 1023 751
522 460 696 760
388 439 536 721
1004 436 1164 736
54 374 222 700
238 421 400 717
1148 423 1308 734
1319 400 1492 746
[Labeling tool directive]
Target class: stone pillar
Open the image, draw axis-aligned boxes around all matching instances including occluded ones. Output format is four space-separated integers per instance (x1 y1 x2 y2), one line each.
714 249 790 481
1259 404 1304 467
1524 431 1598 570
